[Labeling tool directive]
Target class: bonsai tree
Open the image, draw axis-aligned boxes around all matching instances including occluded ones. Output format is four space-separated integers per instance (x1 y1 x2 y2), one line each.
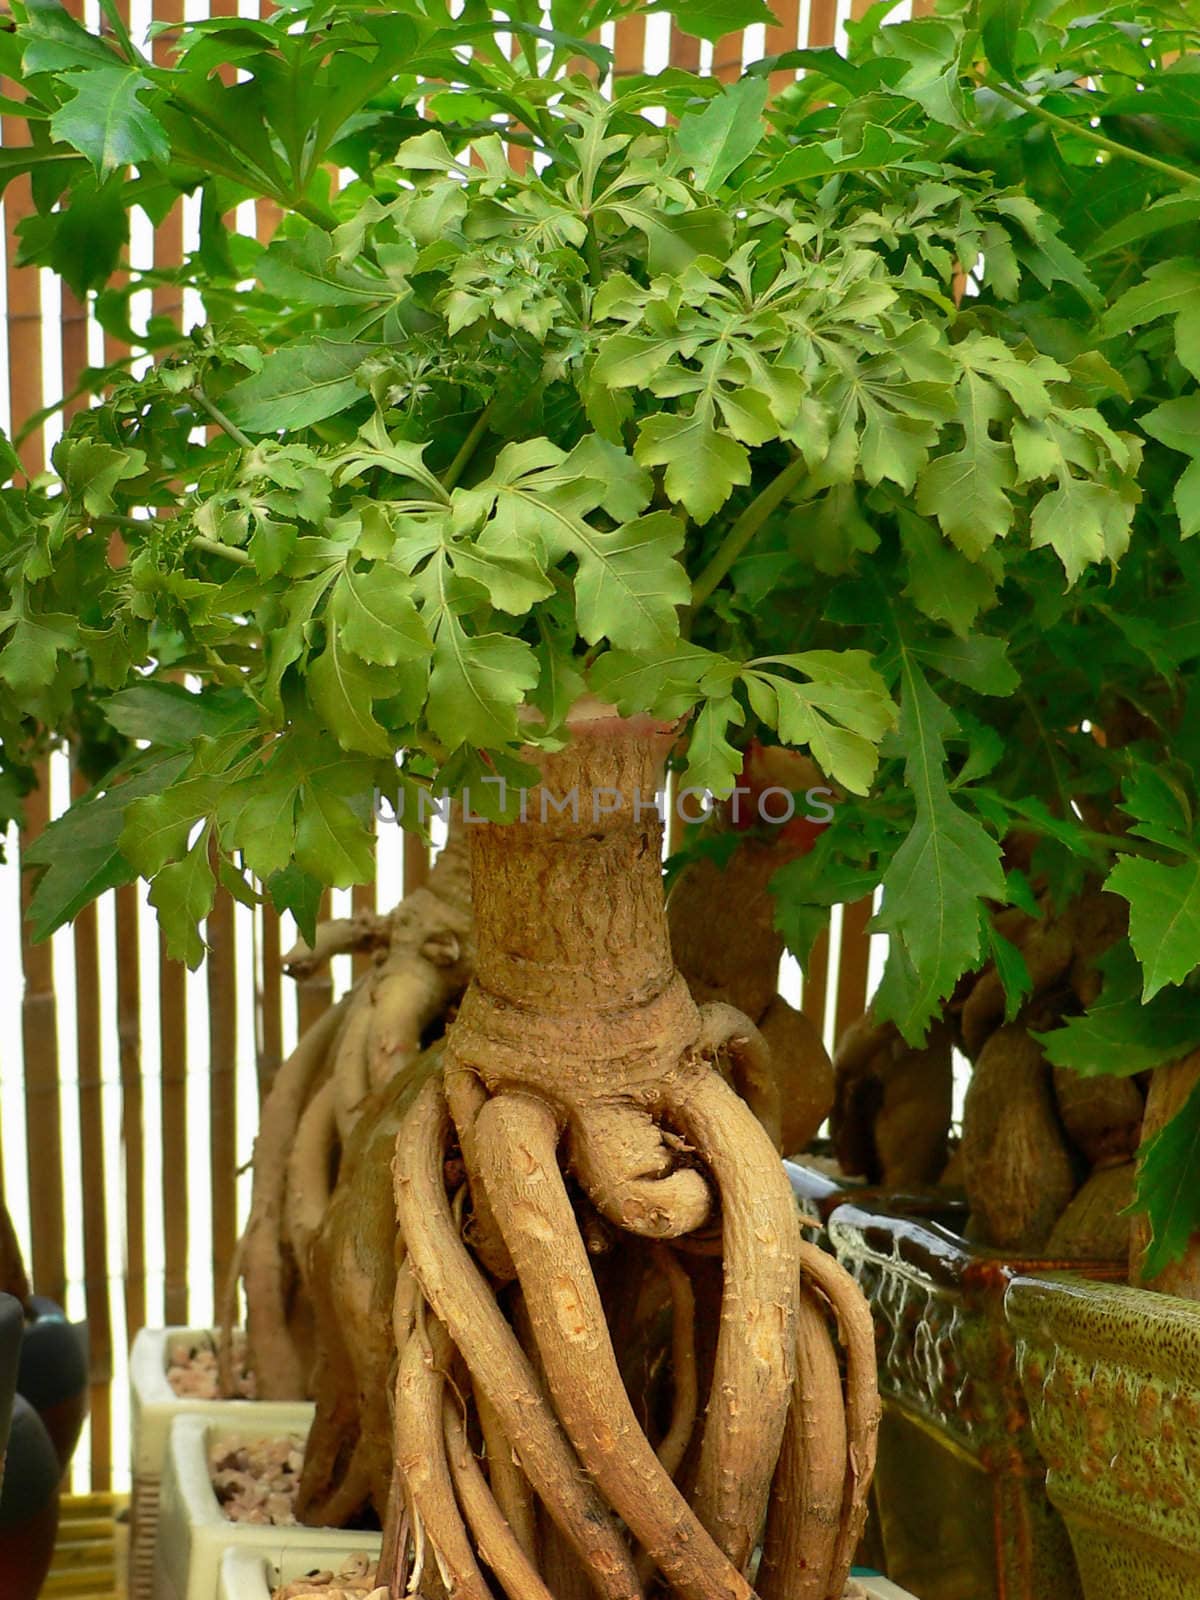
0 0 1177 1592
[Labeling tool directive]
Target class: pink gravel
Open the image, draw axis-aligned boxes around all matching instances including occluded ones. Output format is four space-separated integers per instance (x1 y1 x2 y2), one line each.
208 1432 306 1525
166 1332 257 1399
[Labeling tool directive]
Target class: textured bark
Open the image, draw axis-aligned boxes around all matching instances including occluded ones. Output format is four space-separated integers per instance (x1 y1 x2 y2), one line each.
832 1013 953 1189
963 1025 1078 1251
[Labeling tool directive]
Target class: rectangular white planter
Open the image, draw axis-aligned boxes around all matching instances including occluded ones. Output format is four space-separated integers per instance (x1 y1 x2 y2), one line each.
129 1327 315 1600
155 1413 381 1600
217 1548 915 1600
218 1548 382 1600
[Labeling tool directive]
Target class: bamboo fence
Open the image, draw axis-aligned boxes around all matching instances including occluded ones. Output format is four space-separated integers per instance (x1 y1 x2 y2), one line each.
0 0 901 1491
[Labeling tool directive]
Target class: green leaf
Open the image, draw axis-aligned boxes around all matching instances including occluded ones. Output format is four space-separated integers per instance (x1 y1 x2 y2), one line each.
225 338 372 432
267 862 323 947
1036 948 1200 1076
50 67 168 178
916 369 1015 556
308 634 396 757
979 0 1021 80
682 695 745 797
897 509 1000 635
676 77 768 194
1101 258 1200 337
913 634 1018 696
873 656 1005 1042
103 683 253 746
330 566 431 668
987 924 1032 1023
0 596 77 694
1142 396 1200 539
24 755 188 941
148 830 216 969
258 229 394 307
294 777 375 890
635 409 751 524
645 0 779 44
571 511 690 652
427 618 539 750
1131 1077 1200 1281
1107 856 1200 1001
744 651 896 796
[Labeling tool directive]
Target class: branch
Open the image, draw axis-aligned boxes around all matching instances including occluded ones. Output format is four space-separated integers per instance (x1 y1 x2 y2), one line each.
690 453 809 612
443 400 494 490
989 82 1200 189
190 387 253 449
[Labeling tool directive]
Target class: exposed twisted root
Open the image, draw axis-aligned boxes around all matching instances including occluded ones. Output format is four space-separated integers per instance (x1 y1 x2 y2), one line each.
444 1061 516 1281
695 1002 781 1153
652 1246 697 1480
233 995 350 1399
475 1089 752 1600
283 913 392 977
394 1300 494 1600
568 1101 712 1239
393 1078 643 1600
285 1079 339 1268
658 1063 799 1575
332 988 375 1145
474 1382 537 1564
758 1285 846 1600
443 1397 555 1600
794 1239 881 1595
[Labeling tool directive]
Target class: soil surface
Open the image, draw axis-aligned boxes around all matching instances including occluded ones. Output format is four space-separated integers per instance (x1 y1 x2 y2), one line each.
167 1331 256 1399
208 1432 306 1524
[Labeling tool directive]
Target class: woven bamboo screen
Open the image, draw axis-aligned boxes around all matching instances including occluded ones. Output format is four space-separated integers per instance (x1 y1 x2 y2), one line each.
0 0 911 1492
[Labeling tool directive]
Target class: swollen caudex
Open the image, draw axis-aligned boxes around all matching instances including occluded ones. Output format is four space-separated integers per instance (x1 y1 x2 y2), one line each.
383 705 877 1600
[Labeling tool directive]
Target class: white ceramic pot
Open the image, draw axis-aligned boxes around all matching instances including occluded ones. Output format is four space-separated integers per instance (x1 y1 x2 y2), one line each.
153 1412 379 1600
129 1328 314 1600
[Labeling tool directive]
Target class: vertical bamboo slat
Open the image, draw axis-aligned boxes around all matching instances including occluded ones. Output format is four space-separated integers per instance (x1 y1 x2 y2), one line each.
613 12 646 82
403 831 430 897
351 873 376 981
206 878 237 1321
115 884 146 1338
801 928 831 1040
17 778 66 1308
159 933 189 1326
765 0 802 94
833 895 874 1043
257 903 284 1098
295 890 334 1035
667 20 702 74
809 0 839 48
71 817 111 1490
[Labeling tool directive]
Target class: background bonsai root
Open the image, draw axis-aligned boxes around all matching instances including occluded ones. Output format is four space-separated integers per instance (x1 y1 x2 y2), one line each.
227 824 473 1408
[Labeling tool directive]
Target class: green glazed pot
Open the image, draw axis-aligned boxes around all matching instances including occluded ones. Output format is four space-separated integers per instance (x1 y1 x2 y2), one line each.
829 1200 1124 1600
1006 1273 1200 1600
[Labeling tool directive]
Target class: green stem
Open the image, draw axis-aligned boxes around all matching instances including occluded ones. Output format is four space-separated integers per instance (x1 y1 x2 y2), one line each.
443 401 494 491
191 387 254 449
690 453 809 611
194 534 253 567
1078 829 1177 864
583 219 604 287
990 82 1200 188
